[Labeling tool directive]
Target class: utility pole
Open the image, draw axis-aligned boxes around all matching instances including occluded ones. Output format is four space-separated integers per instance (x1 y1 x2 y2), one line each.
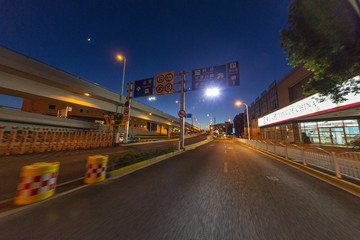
191 114 193 131
124 81 133 144
180 71 185 149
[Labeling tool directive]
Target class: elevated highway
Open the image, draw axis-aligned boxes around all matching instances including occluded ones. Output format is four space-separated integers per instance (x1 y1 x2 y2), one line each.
0 45 181 131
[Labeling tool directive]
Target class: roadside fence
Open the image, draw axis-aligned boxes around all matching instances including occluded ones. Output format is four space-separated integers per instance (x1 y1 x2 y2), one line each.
0 126 116 155
236 139 360 182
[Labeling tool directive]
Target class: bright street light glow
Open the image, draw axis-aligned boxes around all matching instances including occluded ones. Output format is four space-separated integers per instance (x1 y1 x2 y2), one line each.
235 101 242 107
84 93 90 96
148 97 156 101
205 88 220 97
117 55 123 60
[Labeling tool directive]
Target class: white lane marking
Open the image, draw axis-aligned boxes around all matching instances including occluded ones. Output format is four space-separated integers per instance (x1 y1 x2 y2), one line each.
224 162 228 173
266 176 279 182
227 147 233 150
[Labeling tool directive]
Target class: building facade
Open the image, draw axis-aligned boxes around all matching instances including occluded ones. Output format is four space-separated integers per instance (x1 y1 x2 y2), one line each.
245 65 360 145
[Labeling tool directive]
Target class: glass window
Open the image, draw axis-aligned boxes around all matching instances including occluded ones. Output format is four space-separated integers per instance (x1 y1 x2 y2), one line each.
317 120 343 128
331 127 346 145
261 93 268 115
255 100 261 117
288 77 309 102
268 81 278 110
319 127 331 144
301 122 320 144
343 119 360 143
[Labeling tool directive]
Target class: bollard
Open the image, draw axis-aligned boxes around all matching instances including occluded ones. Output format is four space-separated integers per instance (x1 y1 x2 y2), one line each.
84 155 108 184
14 162 60 205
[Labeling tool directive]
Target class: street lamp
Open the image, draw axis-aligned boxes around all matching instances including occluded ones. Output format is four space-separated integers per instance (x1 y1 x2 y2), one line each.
235 101 250 140
116 55 127 101
205 88 220 97
175 100 180 110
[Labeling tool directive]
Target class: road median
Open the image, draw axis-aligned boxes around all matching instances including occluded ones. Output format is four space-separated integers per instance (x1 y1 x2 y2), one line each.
107 136 213 179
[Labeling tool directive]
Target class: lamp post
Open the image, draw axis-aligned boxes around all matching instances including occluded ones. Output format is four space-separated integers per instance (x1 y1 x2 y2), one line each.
235 101 250 140
117 55 127 101
207 114 213 131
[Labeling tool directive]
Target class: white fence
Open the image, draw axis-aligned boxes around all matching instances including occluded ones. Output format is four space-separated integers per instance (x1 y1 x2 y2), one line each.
236 139 360 182
0 126 116 155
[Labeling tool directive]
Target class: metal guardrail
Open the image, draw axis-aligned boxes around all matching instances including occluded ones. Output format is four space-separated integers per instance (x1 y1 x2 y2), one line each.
236 139 360 182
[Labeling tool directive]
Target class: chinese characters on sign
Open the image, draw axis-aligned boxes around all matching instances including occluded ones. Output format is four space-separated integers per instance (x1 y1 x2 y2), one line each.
133 77 154 98
227 61 240 87
191 61 239 90
155 71 175 95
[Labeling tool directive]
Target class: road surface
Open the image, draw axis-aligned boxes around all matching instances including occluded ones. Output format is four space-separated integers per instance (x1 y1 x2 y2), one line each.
0 140 359 239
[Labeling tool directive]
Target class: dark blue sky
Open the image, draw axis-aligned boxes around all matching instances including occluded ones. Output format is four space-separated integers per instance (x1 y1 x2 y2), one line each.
0 0 292 128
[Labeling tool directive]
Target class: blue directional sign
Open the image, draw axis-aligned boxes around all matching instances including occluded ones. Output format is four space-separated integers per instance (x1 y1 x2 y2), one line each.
186 113 193 118
133 77 154 98
191 61 239 90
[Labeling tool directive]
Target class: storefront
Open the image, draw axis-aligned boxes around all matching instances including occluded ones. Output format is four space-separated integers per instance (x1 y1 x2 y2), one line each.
258 92 360 145
299 119 359 145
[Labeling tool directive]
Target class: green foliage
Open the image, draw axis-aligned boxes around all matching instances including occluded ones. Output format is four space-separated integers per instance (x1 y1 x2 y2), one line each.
107 146 175 171
280 0 360 102
350 137 360 151
114 113 123 121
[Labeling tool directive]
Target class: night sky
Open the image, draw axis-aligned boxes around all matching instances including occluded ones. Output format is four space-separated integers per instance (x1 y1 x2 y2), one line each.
0 0 292 128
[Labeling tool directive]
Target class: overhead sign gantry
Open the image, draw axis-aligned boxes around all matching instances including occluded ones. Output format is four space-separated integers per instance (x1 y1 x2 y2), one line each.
122 61 240 147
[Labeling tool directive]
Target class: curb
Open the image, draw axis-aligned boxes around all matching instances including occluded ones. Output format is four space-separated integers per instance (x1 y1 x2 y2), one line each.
124 133 204 146
237 141 360 197
107 138 213 179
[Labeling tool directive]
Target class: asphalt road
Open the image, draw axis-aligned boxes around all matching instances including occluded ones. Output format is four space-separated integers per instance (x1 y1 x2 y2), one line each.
0 140 359 240
0 134 207 201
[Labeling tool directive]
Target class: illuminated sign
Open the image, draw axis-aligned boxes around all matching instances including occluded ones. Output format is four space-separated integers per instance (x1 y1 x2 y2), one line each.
191 61 239 90
258 92 360 127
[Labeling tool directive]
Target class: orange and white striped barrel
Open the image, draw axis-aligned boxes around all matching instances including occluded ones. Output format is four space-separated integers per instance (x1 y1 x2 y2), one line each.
14 162 60 205
84 155 108 184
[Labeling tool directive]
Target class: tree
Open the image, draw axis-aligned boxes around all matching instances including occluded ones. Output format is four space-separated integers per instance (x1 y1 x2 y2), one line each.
280 0 360 102
233 113 244 137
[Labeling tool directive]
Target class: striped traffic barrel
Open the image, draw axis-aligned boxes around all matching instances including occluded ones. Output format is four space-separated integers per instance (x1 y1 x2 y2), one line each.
84 155 108 184
14 162 60 205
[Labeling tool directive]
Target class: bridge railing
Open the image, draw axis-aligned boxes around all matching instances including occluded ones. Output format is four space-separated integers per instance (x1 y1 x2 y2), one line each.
235 138 360 182
0 126 116 155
